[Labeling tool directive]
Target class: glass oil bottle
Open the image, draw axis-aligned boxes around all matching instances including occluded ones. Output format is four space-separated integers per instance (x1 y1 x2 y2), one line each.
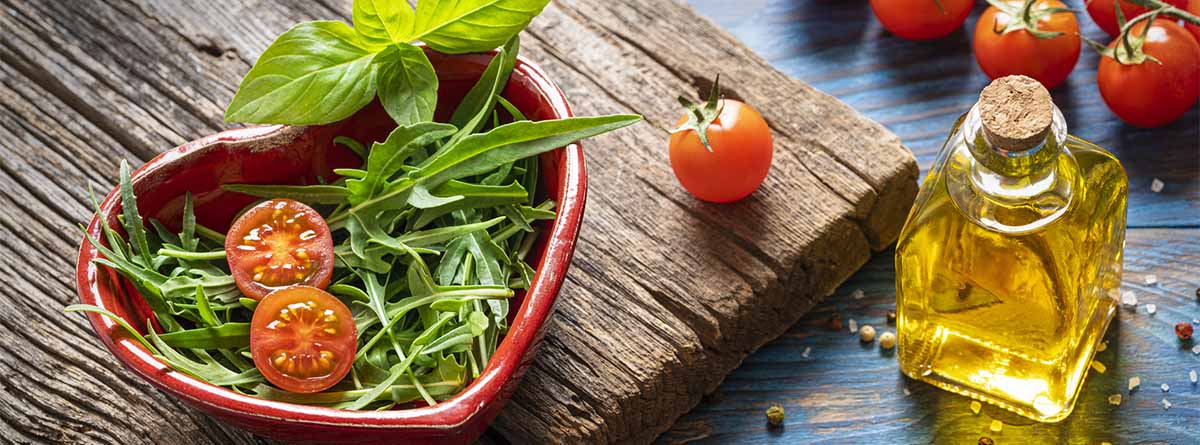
895 76 1127 422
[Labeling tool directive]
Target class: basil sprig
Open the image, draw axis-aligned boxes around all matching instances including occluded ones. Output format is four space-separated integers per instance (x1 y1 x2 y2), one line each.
224 0 551 126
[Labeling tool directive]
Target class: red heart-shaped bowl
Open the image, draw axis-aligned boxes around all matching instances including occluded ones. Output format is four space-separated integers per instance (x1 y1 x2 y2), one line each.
74 50 582 444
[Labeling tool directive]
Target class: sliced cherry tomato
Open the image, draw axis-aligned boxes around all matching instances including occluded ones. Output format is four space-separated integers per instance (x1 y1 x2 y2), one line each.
1087 0 1188 37
870 0 974 41
669 97 773 203
250 286 356 393
1097 18 1200 127
225 198 334 300
975 0 1081 89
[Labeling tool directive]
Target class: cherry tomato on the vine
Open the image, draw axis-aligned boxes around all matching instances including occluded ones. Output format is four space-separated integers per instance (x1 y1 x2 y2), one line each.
225 198 334 300
669 96 773 204
1097 19 1200 127
975 0 1081 89
1087 0 1188 37
1186 0 1200 43
250 286 357 393
870 0 975 41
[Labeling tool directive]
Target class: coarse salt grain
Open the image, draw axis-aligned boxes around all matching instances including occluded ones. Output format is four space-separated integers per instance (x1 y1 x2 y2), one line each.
1161 383 1169 392
1151 178 1164 193
1144 274 1158 285
1121 290 1138 306
1162 398 1172 410
1129 376 1141 391
1097 341 1108 352
970 401 981 414
1146 304 1157 315
1193 344 1200 355
801 346 811 358
1091 360 1107 374
848 318 858 334
851 288 864 300
903 388 911 396
1190 369 1197 384
989 420 1003 432
1108 394 1122 406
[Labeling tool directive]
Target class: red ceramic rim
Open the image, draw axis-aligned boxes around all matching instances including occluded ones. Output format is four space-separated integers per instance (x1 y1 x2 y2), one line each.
74 55 583 430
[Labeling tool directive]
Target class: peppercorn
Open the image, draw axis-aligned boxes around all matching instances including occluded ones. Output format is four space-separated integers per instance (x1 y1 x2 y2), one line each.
1195 287 1199 301
879 331 896 350
826 313 843 331
859 325 876 342
765 403 785 427
1177 322 1194 341
978 437 995 445
886 311 896 324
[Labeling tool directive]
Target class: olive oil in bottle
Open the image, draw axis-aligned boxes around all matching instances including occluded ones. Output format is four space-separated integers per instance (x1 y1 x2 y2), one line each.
895 76 1127 422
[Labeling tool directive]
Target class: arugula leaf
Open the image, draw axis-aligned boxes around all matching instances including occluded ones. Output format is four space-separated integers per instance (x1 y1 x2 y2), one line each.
156 323 250 349
222 184 351 204
448 35 520 136
348 122 457 201
224 21 380 125
411 0 550 54
118 161 153 269
352 0 415 48
377 44 439 126
419 115 642 187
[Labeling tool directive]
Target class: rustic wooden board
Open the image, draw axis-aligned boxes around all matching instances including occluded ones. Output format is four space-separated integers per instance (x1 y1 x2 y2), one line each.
0 0 915 444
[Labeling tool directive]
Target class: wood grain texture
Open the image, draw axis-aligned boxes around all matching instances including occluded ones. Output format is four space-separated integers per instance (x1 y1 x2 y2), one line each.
0 0 915 444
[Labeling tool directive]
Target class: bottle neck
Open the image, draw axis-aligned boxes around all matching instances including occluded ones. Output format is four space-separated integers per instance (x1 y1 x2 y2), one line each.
964 102 1068 200
944 103 1075 234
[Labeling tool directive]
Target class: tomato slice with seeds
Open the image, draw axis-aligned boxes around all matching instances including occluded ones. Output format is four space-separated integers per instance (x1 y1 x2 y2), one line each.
225 199 333 300
250 286 357 393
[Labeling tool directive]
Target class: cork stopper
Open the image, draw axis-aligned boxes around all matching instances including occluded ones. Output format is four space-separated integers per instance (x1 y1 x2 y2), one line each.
978 75 1053 151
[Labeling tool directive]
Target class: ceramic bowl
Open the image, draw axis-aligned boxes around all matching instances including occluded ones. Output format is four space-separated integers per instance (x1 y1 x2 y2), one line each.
75 50 582 444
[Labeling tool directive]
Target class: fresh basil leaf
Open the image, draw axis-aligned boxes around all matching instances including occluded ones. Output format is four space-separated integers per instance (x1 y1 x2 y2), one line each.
420 115 642 187
376 44 438 126
411 0 550 54
352 0 415 48
224 21 380 125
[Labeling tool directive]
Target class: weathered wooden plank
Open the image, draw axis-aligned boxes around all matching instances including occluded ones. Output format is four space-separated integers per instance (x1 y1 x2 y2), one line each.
0 62 255 444
0 1 916 444
687 0 1199 228
661 228 1200 444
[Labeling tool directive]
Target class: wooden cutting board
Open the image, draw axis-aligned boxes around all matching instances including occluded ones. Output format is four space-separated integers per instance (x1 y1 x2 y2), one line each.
0 0 915 443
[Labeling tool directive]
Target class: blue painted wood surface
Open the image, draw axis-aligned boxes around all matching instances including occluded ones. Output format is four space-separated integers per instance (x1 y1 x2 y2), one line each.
668 1 1200 443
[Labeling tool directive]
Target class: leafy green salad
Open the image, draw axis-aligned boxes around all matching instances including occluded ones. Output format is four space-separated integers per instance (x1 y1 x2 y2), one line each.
69 0 640 410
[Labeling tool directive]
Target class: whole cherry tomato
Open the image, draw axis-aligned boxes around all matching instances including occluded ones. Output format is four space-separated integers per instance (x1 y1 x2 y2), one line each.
669 84 773 203
225 198 334 300
1186 0 1200 43
250 286 357 393
870 0 975 40
975 0 1081 89
1087 0 1189 37
1097 18 1200 127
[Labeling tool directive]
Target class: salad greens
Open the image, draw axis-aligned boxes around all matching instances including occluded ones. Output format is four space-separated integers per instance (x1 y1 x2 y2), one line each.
71 0 641 409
